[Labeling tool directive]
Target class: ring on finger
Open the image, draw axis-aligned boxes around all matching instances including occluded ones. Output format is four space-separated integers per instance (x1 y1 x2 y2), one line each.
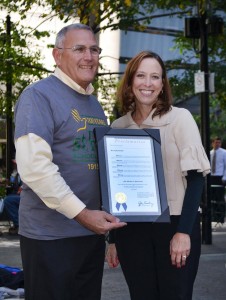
182 255 187 260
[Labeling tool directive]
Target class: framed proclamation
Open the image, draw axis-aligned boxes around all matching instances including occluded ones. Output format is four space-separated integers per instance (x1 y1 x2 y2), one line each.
94 127 170 222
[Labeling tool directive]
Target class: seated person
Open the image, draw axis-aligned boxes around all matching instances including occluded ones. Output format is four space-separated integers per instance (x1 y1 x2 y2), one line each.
3 159 22 235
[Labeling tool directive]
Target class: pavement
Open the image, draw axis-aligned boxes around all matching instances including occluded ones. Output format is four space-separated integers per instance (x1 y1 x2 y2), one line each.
0 222 226 300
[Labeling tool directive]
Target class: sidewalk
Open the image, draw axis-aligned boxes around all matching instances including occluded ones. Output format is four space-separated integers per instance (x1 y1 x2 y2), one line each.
0 222 226 300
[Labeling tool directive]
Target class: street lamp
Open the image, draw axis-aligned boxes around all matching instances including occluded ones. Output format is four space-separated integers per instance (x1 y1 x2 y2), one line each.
184 8 223 244
5 15 14 180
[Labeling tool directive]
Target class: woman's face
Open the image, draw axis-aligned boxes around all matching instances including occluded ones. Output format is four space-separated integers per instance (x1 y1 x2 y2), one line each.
132 57 163 109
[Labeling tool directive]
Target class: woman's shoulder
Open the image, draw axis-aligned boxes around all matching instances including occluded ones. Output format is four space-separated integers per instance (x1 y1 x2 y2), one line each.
111 113 131 128
169 106 194 123
170 106 192 116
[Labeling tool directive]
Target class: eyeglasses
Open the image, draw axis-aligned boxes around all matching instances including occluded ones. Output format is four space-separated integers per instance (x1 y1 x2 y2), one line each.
57 45 102 56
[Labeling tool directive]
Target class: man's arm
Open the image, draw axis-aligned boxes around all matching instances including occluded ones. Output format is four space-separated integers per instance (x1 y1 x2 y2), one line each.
16 133 126 234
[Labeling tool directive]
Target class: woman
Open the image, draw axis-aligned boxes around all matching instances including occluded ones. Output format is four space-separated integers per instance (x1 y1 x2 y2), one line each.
106 51 210 300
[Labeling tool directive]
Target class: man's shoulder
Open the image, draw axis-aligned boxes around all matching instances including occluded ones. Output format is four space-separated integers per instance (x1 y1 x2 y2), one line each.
220 148 226 154
216 148 226 156
20 76 72 103
28 75 61 90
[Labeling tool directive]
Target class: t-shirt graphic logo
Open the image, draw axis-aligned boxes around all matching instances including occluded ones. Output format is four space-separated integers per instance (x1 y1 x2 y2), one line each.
71 109 87 132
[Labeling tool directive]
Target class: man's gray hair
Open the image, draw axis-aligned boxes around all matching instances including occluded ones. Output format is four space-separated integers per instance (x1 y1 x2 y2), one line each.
55 24 94 48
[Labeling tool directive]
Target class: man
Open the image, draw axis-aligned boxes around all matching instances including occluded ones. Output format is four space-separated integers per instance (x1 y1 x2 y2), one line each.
210 137 226 224
3 159 21 235
14 24 126 300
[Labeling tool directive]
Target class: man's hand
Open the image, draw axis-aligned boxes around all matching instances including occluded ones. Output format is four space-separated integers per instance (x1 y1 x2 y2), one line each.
75 208 127 235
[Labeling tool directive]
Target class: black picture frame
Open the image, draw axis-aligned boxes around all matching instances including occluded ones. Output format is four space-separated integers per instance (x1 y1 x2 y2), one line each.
94 127 170 222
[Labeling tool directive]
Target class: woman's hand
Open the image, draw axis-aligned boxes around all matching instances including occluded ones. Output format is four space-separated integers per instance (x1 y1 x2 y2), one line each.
106 243 120 268
170 232 191 268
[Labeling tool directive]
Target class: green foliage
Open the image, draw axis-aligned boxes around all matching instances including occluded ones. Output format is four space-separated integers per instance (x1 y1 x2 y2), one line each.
45 0 159 33
0 185 6 198
33 30 50 40
94 70 120 123
5 0 191 33
167 0 226 132
0 10 50 116
194 94 226 146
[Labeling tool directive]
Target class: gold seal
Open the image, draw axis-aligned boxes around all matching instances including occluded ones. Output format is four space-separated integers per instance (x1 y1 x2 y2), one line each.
115 192 127 204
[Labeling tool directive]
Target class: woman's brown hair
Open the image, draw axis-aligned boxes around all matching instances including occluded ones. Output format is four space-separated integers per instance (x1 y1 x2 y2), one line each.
117 51 173 118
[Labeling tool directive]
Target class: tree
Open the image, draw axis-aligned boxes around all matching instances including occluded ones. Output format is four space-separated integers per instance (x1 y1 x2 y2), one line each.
0 14 50 115
0 1 194 107
0 3 51 176
171 0 226 145
1 0 225 123
1 0 192 33
44 0 226 120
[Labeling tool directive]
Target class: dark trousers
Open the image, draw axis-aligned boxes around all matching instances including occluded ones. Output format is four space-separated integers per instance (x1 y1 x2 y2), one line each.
115 214 201 300
4 194 20 226
20 234 105 300
210 176 225 223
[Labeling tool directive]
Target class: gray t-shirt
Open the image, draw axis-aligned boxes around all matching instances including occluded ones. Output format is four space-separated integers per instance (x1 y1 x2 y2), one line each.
14 75 107 240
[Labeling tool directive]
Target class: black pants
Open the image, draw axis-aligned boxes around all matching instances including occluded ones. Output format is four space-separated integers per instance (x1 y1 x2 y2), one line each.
115 214 201 300
210 176 225 223
20 234 105 300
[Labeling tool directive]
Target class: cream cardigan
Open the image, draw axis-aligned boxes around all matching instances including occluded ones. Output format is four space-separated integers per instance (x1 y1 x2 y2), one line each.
111 106 210 215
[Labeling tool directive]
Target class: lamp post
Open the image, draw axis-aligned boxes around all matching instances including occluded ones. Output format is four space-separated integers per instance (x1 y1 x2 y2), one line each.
199 11 212 245
185 4 223 244
6 15 14 180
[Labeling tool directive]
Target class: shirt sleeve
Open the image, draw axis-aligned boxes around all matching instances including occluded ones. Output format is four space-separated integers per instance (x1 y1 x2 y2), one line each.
177 170 204 235
174 109 210 176
15 133 86 219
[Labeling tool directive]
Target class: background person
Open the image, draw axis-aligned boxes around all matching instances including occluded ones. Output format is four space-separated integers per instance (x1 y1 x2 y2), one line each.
14 23 126 300
106 51 210 300
210 136 226 223
3 159 21 235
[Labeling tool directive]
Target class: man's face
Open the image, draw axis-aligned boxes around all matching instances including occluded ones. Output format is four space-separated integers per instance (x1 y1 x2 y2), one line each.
212 139 221 150
53 29 99 89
